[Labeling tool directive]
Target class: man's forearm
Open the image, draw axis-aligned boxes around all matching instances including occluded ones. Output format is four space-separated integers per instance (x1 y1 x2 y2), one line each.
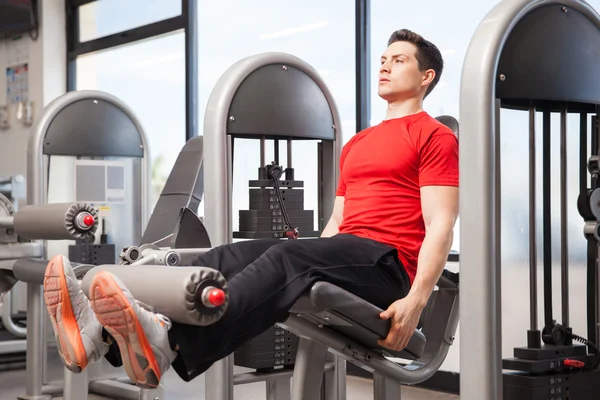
407 224 454 308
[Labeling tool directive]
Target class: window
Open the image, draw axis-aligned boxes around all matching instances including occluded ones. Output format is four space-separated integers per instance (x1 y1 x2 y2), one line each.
369 0 504 255
75 32 186 208
197 0 355 232
78 0 182 42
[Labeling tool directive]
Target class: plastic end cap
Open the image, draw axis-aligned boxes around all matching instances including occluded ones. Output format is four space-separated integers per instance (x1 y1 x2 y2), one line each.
82 214 95 227
208 288 225 307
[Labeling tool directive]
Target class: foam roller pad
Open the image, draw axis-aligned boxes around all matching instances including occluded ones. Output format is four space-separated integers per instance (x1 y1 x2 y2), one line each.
80 264 228 326
13 203 98 240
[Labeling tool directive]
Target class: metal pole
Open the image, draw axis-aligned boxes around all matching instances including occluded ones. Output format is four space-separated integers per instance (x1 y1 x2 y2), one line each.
596 244 600 347
542 109 553 330
266 378 291 400
204 85 234 398
560 107 569 328
596 113 600 347
0 217 13 229
373 374 402 400
25 103 48 398
529 105 538 333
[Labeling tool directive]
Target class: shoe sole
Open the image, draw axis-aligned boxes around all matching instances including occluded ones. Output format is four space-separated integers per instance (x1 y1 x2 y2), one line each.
43 255 87 373
89 271 160 388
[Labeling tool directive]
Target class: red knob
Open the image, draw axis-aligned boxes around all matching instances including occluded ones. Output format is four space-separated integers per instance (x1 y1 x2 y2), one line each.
82 214 95 227
208 288 225 307
564 359 585 368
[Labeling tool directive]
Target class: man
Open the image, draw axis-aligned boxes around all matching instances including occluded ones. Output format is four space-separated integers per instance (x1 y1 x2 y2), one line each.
42 28 458 388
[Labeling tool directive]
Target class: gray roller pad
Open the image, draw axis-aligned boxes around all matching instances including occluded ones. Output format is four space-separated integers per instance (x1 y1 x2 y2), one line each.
80 264 228 326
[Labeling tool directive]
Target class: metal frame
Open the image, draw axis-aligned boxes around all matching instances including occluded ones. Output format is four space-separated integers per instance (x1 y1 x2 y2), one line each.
355 0 370 133
22 90 152 400
459 0 600 399
202 51 343 400
183 0 199 140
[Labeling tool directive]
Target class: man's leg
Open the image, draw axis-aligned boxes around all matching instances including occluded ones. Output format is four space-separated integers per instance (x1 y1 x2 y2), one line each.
42 240 282 383
169 234 411 381
43 256 110 372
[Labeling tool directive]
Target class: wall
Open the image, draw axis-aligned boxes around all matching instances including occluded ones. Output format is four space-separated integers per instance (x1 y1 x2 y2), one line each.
0 0 66 313
0 0 66 178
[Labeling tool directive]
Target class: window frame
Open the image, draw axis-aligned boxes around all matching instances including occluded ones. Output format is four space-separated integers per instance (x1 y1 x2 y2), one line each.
65 0 198 140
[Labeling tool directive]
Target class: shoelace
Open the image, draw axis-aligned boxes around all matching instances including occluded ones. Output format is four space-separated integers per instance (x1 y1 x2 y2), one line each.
135 299 172 329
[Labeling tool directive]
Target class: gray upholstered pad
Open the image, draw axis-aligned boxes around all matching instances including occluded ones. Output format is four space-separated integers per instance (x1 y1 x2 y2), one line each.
290 282 426 359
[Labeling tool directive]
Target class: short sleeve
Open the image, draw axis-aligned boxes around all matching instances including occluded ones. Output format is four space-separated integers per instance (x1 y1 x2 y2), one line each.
419 131 459 187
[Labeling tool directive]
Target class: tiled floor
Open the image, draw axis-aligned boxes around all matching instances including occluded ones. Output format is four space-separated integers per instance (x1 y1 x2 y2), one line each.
0 348 458 399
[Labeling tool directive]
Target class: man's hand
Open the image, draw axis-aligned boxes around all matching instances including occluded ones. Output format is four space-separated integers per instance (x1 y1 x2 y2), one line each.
377 295 426 351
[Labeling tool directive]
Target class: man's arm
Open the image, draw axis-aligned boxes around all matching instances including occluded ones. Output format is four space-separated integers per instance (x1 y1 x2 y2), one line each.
406 185 459 308
320 196 345 237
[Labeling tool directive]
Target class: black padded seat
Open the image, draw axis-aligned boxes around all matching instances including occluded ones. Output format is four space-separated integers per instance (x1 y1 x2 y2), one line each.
435 115 459 136
290 282 426 360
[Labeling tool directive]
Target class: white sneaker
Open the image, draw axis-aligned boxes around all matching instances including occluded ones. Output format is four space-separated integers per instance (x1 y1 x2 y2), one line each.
43 255 109 372
89 271 176 388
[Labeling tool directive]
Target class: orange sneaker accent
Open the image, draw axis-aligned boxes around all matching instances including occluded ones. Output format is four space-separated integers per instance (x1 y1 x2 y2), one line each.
89 271 161 388
43 255 88 372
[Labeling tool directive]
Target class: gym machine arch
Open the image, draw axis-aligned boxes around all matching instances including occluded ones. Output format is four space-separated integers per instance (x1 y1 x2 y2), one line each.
460 0 600 398
0 90 157 400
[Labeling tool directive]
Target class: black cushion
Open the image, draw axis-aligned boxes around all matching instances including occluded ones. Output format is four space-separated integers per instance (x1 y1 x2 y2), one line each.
291 282 426 360
435 115 459 136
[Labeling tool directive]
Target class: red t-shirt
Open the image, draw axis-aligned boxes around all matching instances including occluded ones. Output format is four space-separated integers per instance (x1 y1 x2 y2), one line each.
336 111 459 283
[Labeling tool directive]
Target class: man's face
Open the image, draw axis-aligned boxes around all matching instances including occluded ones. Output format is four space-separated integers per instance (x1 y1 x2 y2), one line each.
377 41 433 102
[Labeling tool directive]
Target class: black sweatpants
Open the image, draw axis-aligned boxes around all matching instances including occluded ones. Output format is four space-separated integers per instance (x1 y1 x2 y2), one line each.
166 233 412 382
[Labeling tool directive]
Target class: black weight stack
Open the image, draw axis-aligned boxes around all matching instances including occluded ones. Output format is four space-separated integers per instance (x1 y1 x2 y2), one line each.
233 324 300 371
233 139 318 371
233 174 320 240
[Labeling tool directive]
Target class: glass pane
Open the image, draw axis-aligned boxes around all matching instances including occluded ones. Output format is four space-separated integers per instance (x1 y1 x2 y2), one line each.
370 0 504 259
75 32 185 211
197 1 355 233
78 0 181 42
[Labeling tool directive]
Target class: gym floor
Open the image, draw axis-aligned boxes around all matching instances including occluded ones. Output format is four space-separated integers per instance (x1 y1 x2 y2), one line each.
0 348 458 399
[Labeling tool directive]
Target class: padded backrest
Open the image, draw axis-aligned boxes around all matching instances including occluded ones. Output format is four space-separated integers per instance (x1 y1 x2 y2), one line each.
435 115 459 137
141 136 205 247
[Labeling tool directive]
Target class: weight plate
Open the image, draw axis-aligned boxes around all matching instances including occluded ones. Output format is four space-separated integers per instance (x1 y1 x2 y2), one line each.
0 192 17 244
239 210 314 219
238 223 315 232
590 188 600 220
0 192 15 218
248 201 305 211
239 216 314 230
233 230 321 239
249 194 304 204
249 188 304 197
248 179 304 188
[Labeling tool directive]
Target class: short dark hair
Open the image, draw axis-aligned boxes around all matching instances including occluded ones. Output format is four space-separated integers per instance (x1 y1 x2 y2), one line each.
387 29 444 97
